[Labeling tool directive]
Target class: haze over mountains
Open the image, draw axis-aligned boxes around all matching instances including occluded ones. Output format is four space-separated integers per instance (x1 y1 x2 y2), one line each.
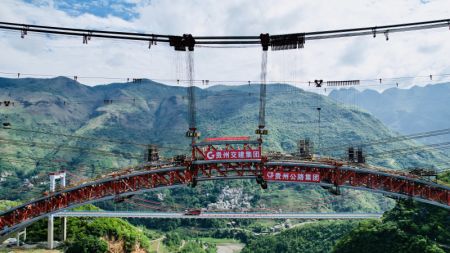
329 83 450 136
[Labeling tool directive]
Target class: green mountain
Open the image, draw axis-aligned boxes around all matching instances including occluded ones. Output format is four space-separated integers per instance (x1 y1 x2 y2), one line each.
241 220 360 253
0 77 446 210
239 200 450 253
329 83 450 138
332 200 450 253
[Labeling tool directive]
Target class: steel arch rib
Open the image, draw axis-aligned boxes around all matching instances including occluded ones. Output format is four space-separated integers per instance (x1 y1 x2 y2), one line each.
0 161 449 237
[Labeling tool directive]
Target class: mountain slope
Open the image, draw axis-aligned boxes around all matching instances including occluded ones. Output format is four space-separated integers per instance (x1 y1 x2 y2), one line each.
0 77 446 205
329 83 450 136
332 200 450 253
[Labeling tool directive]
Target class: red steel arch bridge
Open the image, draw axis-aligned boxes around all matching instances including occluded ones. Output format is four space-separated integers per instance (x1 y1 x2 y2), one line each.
0 18 449 247
0 138 449 238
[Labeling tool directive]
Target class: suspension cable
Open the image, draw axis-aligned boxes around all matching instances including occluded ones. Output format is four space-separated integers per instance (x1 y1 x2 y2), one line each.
0 18 449 48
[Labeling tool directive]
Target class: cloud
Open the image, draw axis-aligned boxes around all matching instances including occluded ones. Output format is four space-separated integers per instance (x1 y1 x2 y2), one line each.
0 0 450 92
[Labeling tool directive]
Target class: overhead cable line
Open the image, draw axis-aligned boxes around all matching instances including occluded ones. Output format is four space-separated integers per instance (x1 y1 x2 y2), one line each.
1 70 450 87
366 141 450 158
0 156 62 168
0 152 124 169
1 126 186 151
0 137 144 160
0 18 449 48
0 80 444 108
321 128 450 152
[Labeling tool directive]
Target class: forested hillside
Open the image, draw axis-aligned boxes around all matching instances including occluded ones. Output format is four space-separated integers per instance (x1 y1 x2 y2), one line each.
332 200 450 253
239 200 450 253
0 77 446 212
241 220 360 253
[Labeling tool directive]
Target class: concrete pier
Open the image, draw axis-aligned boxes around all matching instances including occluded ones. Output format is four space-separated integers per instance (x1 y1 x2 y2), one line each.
47 214 54 249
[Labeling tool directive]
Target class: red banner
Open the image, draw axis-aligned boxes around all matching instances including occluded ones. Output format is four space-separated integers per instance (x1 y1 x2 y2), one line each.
263 170 320 182
205 149 261 160
204 136 250 142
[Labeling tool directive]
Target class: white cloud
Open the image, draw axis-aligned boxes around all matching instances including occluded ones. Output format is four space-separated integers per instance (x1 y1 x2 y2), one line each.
0 0 450 91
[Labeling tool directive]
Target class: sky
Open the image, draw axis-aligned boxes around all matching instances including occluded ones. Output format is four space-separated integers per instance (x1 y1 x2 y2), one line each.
0 0 450 92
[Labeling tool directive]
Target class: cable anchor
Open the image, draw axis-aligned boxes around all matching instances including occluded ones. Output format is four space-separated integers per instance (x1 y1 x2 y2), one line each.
314 80 323 87
148 35 157 49
83 31 92 44
260 33 270 51
271 33 305 50
384 30 389 41
20 25 29 39
169 34 195 51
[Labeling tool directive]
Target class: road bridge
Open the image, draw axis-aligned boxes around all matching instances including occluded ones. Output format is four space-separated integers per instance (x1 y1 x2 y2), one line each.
53 211 383 220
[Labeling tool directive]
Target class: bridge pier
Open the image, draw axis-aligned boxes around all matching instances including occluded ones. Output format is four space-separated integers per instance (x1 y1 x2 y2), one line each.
47 171 67 249
16 228 26 246
47 215 54 249
47 215 67 249
61 217 67 242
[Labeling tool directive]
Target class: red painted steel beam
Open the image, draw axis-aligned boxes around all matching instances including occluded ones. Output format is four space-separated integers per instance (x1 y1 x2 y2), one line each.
0 161 449 237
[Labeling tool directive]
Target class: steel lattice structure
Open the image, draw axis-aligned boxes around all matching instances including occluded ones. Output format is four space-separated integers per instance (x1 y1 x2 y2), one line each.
0 159 448 237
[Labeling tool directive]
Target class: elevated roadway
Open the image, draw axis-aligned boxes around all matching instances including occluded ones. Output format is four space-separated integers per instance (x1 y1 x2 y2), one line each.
53 211 383 219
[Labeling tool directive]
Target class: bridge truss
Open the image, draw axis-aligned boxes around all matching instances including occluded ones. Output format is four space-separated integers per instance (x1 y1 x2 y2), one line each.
0 160 448 237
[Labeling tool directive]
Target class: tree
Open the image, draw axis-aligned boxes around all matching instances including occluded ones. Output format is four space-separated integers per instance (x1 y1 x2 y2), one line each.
66 235 108 253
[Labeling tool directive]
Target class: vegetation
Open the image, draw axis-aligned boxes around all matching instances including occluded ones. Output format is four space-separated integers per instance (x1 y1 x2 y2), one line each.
241 220 360 253
21 205 153 252
438 170 450 186
0 199 20 211
0 78 444 216
159 231 219 253
180 240 217 253
332 200 450 253
66 234 108 253
238 200 450 253
0 78 448 252
197 237 239 244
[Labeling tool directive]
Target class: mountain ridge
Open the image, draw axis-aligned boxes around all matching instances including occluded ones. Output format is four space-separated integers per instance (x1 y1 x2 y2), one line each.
0 77 447 202
329 82 450 135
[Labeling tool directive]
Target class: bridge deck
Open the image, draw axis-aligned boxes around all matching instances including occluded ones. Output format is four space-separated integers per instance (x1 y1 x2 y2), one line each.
53 211 384 219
